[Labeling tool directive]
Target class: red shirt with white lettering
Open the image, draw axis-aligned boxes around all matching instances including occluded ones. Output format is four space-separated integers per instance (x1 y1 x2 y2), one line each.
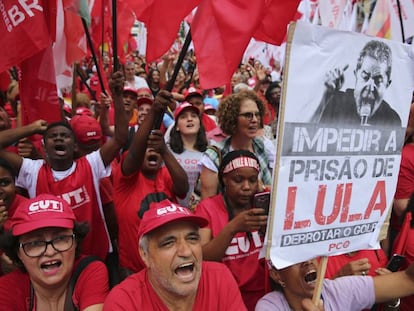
103 261 247 310
195 195 266 311
15 151 111 260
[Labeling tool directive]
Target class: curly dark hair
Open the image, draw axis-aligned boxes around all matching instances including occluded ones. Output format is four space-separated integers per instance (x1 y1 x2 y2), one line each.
169 115 208 154
0 222 89 272
217 90 264 135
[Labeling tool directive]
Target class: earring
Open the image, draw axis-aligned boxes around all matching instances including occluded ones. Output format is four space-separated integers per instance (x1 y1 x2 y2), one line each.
279 280 286 288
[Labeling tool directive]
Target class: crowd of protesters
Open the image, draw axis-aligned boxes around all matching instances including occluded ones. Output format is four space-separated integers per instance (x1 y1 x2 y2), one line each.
0 49 414 311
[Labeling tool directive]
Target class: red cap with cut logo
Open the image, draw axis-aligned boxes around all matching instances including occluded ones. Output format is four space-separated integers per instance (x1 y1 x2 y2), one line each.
9 194 76 236
70 114 102 144
137 199 208 239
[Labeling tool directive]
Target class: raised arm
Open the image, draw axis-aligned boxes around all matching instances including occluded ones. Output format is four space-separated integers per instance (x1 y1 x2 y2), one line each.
121 90 171 176
200 166 219 199
374 262 414 303
147 129 189 197
99 92 114 138
0 120 47 174
99 72 128 167
310 65 349 123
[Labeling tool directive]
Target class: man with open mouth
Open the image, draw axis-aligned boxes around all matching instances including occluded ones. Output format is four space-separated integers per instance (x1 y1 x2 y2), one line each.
104 199 247 310
311 40 401 127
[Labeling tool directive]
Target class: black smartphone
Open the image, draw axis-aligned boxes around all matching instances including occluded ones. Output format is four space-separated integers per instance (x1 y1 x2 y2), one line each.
253 191 271 215
386 254 405 272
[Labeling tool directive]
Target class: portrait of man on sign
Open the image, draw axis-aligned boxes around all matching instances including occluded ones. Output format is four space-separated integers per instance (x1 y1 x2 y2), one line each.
310 40 401 127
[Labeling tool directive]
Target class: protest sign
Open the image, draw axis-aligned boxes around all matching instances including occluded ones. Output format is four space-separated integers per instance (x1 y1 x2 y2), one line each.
267 21 414 269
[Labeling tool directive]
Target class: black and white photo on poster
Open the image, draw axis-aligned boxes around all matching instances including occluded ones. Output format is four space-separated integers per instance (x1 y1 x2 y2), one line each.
267 21 414 269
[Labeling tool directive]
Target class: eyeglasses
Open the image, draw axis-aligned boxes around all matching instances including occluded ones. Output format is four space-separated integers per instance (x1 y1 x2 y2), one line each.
19 234 75 258
238 112 261 121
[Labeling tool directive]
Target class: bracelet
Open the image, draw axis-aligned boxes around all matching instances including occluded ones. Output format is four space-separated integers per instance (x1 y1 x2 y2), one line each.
387 298 400 308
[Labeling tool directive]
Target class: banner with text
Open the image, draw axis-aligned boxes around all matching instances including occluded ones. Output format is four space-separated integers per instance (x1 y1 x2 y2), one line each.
268 22 414 269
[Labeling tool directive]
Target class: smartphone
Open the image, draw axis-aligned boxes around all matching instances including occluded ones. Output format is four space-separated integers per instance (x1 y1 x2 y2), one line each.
386 254 405 272
253 191 271 215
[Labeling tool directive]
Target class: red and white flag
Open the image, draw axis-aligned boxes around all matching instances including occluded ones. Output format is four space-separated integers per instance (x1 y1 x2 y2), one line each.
0 0 51 73
53 0 88 90
319 0 347 29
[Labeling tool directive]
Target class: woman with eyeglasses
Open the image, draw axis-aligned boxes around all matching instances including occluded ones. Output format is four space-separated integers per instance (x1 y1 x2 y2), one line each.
0 194 109 310
199 90 275 199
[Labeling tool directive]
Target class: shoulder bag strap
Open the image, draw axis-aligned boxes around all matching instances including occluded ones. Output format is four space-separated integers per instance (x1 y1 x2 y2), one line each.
64 256 101 311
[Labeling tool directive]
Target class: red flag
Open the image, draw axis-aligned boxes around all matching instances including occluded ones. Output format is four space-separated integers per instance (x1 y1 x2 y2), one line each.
116 1 136 62
53 0 88 89
191 0 265 89
253 0 301 45
192 0 300 89
19 46 61 125
129 0 201 62
0 0 51 73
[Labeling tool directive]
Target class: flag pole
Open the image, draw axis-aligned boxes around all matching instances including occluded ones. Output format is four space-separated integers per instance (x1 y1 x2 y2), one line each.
396 0 406 43
165 30 192 92
81 18 107 95
112 0 119 72
75 67 98 102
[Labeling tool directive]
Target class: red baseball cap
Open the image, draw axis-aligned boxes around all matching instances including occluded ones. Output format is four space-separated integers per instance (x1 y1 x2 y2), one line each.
136 88 154 106
137 199 208 239
70 114 102 144
137 97 153 107
9 194 76 236
136 87 153 96
174 102 200 119
184 86 203 100
123 86 138 97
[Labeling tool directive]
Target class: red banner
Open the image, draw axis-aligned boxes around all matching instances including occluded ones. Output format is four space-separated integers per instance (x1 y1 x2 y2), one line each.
0 0 51 73
19 46 60 125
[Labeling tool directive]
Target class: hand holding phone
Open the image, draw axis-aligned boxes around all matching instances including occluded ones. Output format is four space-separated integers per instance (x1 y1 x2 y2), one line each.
386 254 405 272
253 191 270 215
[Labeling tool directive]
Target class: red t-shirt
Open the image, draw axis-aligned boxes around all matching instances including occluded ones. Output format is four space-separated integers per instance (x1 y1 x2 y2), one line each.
99 177 113 205
394 144 414 200
393 212 414 311
195 195 266 311
0 256 109 310
103 261 246 310
392 144 414 231
263 102 276 125
35 157 110 260
112 159 177 273
324 249 388 279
